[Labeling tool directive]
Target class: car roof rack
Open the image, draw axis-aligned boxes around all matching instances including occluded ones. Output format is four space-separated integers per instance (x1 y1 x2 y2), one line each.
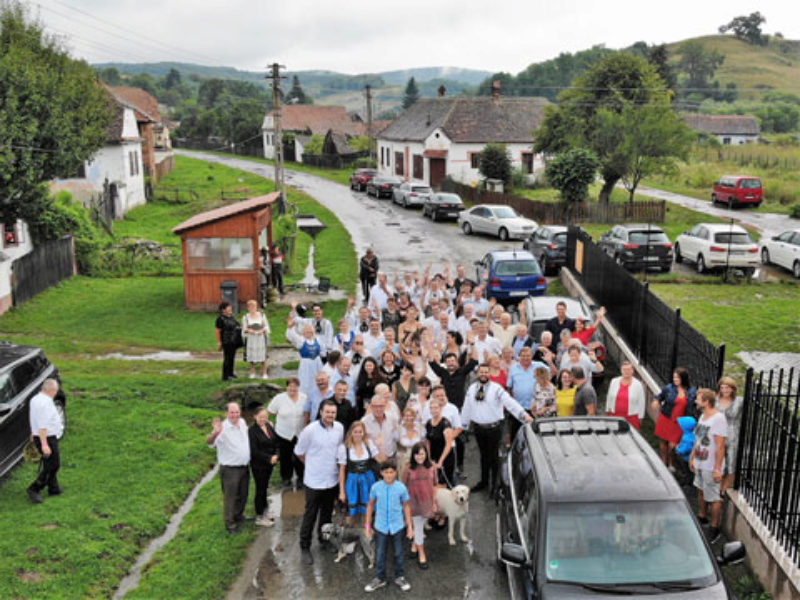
532 417 665 483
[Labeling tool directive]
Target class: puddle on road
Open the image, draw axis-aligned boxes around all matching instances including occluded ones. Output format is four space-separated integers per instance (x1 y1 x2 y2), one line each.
98 351 216 361
114 465 219 599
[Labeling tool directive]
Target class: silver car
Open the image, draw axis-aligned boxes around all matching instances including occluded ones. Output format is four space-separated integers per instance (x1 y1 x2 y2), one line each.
458 204 537 241
393 182 432 208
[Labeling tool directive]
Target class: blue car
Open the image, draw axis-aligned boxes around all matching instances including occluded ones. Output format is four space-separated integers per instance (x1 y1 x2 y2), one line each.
475 250 547 303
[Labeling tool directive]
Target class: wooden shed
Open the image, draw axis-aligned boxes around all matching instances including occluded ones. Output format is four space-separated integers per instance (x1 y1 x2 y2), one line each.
172 193 279 311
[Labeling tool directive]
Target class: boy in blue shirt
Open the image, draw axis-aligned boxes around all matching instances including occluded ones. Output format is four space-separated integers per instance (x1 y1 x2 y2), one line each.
364 460 413 592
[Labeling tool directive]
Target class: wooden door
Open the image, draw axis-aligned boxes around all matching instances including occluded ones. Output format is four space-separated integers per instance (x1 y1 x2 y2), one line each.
429 158 446 190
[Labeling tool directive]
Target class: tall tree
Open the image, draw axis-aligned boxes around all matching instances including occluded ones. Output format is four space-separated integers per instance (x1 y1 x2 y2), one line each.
402 77 419 109
719 12 767 46
285 75 312 105
0 1 112 233
545 148 599 222
534 54 674 203
647 44 676 91
478 143 512 186
164 67 181 89
676 40 724 90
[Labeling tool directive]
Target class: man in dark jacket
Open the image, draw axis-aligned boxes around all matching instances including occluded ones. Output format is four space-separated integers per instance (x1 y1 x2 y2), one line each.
359 248 379 302
544 301 575 352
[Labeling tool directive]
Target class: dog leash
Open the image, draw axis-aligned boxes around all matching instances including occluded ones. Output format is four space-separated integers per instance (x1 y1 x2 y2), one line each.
437 466 455 490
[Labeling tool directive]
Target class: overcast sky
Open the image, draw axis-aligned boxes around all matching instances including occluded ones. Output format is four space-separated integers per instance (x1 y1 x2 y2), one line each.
32 0 800 75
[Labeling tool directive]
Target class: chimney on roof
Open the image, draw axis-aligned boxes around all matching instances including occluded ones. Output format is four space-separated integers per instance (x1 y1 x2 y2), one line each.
492 80 501 100
438 85 446 97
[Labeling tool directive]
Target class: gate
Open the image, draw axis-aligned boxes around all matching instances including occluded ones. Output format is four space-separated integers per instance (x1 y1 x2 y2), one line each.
12 236 75 306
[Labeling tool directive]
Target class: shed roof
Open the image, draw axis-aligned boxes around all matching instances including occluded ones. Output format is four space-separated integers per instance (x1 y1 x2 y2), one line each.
379 97 550 144
681 114 759 136
172 193 280 234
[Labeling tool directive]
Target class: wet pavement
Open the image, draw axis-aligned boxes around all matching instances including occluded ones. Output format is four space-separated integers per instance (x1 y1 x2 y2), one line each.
229 440 510 600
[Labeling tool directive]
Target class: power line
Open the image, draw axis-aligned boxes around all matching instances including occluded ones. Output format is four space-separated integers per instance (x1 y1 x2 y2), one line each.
46 24 159 64
0 143 59 154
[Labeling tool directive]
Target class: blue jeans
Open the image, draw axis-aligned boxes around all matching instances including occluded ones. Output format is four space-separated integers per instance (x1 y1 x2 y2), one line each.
374 528 405 581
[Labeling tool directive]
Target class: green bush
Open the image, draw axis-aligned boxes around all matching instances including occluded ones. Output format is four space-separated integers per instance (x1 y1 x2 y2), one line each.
32 191 102 273
790 204 800 219
354 157 377 168
510 167 529 190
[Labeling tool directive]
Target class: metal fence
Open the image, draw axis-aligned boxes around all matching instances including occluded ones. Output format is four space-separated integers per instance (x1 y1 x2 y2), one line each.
441 179 666 225
566 226 724 388
736 367 800 569
12 236 75 306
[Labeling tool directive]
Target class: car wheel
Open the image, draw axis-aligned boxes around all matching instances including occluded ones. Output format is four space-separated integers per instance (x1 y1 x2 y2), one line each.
793 261 800 279
761 248 770 265
661 263 671 273
402 197 408 208
615 254 624 268
462 222 472 235
499 227 509 241
431 210 438 222
674 243 683 263
697 254 706 274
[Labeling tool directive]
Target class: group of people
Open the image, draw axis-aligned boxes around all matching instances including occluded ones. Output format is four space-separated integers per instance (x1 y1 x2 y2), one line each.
207 255 745 591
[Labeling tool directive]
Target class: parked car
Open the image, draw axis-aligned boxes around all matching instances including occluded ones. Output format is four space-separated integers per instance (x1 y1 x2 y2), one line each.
497 418 746 600
523 225 568 275
474 250 547 304
760 228 800 279
0 342 66 479
458 204 538 241
365 176 402 199
597 224 673 273
422 192 464 221
348 168 377 191
392 182 432 208
712 175 763 208
675 223 759 276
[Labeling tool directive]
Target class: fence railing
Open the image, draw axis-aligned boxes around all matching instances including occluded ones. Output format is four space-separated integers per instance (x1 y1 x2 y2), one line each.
736 367 800 569
301 153 368 169
12 236 75 306
441 179 666 225
566 226 724 388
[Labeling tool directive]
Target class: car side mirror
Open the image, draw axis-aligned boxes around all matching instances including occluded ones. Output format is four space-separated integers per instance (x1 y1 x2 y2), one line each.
500 543 529 567
717 541 746 565
474 261 482 266
773 236 780 241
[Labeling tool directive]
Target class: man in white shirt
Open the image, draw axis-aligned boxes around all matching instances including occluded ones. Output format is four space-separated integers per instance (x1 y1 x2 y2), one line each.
369 272 391 315
463 286 490 318
462 365 532 494
362 394 399 461
303 371 333 425
295 400 344 564
473 321 503 363
363 319 385 357
27 379 64 504
206 402 251 533
454 303 476 341
345 335 369 380
348 303 372 336
329 356 356 407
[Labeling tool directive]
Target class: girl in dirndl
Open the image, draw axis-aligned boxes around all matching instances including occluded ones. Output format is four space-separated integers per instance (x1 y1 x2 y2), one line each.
337 421 378 526
243 299 270 379
286 317 325 397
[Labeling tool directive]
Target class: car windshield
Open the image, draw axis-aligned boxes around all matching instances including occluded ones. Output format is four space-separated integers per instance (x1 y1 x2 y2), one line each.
493 206 518 219
437 194 461 203
629 231 670 244
714 232 753 244
553 232 567 244
739 179 762 189
545 501 717 587
495 260 540 276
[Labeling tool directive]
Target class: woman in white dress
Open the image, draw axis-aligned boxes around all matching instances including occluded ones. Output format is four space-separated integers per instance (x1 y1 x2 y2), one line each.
243 299 270 379
285 316 325 397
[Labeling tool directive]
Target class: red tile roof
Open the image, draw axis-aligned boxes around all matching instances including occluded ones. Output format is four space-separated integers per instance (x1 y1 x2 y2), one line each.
173 193 280 234
108 86 162 123
268 105 361 136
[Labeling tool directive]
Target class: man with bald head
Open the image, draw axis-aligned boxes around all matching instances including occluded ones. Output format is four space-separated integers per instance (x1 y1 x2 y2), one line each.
207 402 251 533
27 379 64 504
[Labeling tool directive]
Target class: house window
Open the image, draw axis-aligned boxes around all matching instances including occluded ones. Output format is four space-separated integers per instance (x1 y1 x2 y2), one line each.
413 154 423 180
186 238 254 271
129 151 135 176
395 151 404 176
380 147 385 167
2 221 20 248
521 152 534 174
470 153 480 169
135 152 140 175
722 137 731 145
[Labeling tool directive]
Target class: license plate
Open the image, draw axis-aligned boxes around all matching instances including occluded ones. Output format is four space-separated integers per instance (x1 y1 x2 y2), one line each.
729 250 744 254
509 291 528 297
646 255 660 261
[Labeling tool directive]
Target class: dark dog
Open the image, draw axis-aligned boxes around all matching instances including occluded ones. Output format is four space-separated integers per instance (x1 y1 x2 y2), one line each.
320 522 375 568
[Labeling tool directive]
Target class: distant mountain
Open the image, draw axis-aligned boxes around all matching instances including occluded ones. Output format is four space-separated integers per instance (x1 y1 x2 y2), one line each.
376 67 492 86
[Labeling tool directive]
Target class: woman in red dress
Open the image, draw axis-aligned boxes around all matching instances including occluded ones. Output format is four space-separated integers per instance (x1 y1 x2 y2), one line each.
653 367 696 470
488 354 507 389
605 361 645 430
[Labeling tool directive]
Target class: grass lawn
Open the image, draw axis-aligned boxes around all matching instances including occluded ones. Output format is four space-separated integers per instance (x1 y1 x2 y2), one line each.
650 280 800 376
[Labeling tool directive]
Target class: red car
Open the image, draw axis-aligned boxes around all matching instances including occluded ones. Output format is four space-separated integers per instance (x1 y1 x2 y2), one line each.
349 168 377 191
712 175 763 208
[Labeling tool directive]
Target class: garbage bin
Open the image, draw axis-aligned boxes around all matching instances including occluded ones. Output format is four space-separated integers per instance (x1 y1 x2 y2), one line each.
220 280 239 313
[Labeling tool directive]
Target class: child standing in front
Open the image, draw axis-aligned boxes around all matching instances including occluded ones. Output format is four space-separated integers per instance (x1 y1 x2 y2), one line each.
364 460 414 593
402 442 437 569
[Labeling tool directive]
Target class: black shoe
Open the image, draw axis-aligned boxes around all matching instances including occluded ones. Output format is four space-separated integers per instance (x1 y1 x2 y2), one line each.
48 487 64 496
418 558 429 570
698 516 709 525
470 482 488 493
229 374 239 379
27 488 43 504
301 549 314 565
708 527 721 544
227 525 241 534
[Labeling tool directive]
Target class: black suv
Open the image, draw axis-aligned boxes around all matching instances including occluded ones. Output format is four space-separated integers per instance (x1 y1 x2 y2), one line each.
496 418 745 599
597 224 673 272
0 342 66 478
523 226 568 275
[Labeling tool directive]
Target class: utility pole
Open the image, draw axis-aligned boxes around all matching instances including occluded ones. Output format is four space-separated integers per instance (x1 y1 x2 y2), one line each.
266 63 287 213
365 84 375 164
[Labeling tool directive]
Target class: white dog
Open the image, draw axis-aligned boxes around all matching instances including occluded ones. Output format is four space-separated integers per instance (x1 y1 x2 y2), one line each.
320 522 375 567
434 484 470 546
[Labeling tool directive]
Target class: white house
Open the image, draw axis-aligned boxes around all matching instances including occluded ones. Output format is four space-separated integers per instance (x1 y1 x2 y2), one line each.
376 95 549 188
84 102 146 219
682 114 760 145
0 221 34 314
261 105 364 161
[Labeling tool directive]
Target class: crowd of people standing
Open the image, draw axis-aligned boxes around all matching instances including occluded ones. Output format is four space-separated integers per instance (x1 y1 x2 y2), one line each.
207 253 745 591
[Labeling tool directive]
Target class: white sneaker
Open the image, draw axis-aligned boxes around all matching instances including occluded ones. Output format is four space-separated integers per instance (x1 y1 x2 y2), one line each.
262 374 269 380
256 516 275 527
249 373 256 379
